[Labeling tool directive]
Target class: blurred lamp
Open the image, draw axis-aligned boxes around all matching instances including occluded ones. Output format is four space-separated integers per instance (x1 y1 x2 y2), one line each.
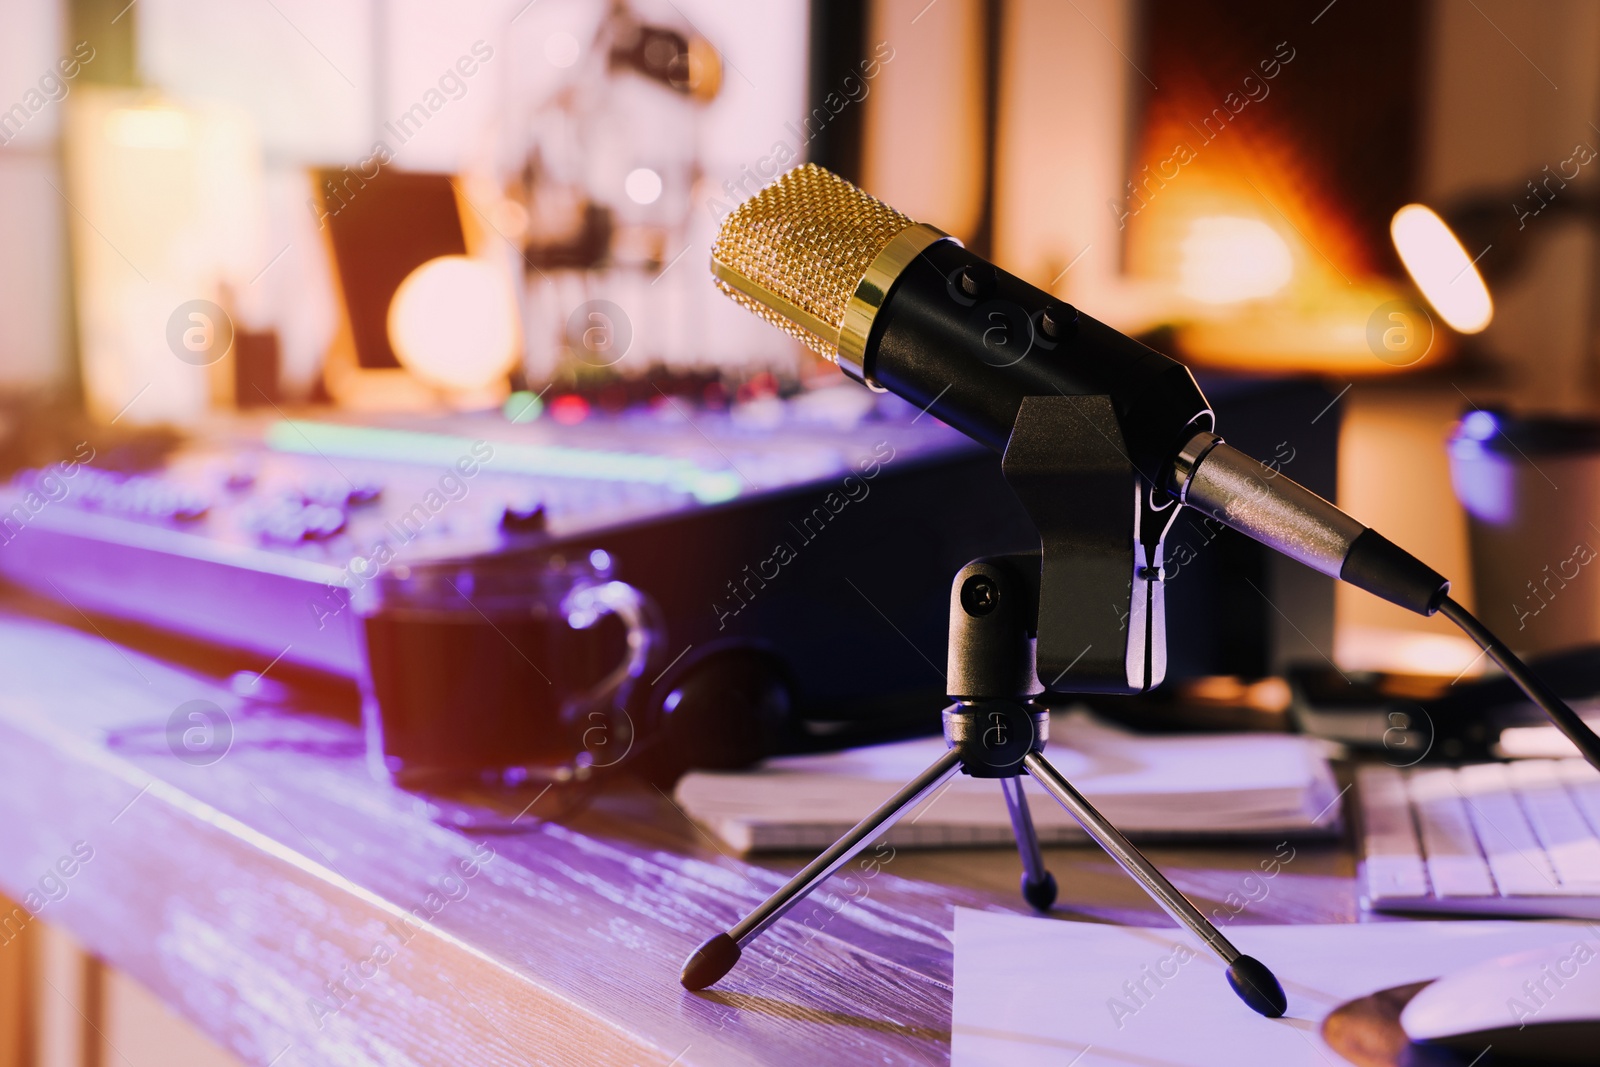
1390 204 1494 333
66 91 264 426
387 255 520 394
104 105 191 149
1178 216 1293 304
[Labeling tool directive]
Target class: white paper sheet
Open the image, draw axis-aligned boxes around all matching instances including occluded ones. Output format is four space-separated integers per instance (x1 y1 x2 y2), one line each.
951 908 1591 1066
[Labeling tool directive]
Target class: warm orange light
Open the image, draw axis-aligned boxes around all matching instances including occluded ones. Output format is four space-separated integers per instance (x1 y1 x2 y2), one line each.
68 91 265 425
1390 204 1493 333
1177 216 1293 304
388 256 519 393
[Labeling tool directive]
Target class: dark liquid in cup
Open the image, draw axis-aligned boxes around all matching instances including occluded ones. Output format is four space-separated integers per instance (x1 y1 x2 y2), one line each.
361 606 618 784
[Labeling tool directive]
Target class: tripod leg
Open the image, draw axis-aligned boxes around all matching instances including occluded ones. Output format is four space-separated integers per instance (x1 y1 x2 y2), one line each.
999 777 1057 911
1022 752 1287 1018
680 746 963 990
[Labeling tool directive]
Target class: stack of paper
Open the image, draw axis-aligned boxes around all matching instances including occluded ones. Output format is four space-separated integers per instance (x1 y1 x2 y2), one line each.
674 711 1342 853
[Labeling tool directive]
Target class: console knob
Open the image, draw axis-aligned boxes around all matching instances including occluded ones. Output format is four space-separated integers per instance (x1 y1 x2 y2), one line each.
500 500 547 533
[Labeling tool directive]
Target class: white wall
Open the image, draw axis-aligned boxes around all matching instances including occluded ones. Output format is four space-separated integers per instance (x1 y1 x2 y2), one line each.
0 0 71 393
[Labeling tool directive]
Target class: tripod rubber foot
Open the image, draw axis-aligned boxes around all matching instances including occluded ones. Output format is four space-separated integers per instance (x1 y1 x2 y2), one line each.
681 933 741 990
1226 955 1287 1018
1021 872 1057 912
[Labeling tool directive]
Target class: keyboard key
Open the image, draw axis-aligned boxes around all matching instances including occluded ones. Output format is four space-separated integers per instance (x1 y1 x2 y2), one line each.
1455 762 1559 896
1556 759 1600 837
1358 766 1428 898
1509 760 1600 888
1408 768 1495 897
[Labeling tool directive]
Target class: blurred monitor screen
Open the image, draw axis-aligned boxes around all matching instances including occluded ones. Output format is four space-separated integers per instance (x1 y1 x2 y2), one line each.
316 169 465 371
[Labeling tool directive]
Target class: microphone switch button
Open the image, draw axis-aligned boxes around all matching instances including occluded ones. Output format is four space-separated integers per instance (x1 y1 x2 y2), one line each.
955 264 998 300
1040 304 1078 340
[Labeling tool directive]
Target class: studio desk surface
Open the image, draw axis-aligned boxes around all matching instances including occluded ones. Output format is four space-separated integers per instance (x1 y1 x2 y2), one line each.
0 601 1360 1066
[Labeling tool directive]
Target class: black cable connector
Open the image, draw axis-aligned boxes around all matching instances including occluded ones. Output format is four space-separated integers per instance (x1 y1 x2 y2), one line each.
1338 529 1451 616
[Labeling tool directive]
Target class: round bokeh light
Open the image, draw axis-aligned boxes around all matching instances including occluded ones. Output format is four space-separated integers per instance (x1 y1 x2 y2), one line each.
624 167 663 205
388 255 520 392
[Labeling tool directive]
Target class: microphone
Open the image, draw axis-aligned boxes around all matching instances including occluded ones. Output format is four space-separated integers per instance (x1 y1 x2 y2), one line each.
711 163 1448 617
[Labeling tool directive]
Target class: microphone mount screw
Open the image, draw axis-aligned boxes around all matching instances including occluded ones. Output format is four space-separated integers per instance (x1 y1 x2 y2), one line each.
960 574 1000 616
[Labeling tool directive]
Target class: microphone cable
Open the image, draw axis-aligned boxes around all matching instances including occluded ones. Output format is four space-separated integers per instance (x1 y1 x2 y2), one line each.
1438 595 1600 769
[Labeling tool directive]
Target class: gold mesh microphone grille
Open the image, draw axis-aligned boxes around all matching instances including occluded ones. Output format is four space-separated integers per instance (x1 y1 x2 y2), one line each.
710 163 948 377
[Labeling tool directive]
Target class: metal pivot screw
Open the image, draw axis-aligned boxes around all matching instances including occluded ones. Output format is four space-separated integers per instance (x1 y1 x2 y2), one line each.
960 574 999 616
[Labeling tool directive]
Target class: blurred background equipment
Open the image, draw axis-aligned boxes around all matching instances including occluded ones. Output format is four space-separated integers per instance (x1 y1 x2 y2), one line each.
1449 410 1600 656
7 0 1600 1061
0 0 1589 746
510 2 734 384
4 0 1383 777
315 168 480 408
0 0 1523 745
0 396 1047 785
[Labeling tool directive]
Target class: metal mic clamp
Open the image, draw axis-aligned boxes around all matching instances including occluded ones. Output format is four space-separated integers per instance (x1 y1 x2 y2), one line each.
1002 394 1179 694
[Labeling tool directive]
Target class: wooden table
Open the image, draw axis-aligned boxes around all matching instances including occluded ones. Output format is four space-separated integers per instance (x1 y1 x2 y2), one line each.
0 604 1360 1066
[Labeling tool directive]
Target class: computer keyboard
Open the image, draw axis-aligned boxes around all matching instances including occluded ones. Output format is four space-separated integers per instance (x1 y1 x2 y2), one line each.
1359 760 1600 918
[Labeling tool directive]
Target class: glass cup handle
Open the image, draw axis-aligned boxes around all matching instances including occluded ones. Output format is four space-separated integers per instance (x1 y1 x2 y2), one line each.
561 579 660 768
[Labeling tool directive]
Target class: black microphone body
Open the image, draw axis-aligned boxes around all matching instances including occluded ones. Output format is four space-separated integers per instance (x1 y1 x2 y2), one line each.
712 163 1450 628
868 239 1212 485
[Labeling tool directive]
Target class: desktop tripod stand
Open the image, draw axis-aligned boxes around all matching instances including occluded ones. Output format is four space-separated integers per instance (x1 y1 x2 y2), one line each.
678 397 1288 1018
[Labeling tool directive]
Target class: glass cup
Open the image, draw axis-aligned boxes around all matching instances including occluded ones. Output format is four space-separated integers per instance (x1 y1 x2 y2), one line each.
353 549 657 789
